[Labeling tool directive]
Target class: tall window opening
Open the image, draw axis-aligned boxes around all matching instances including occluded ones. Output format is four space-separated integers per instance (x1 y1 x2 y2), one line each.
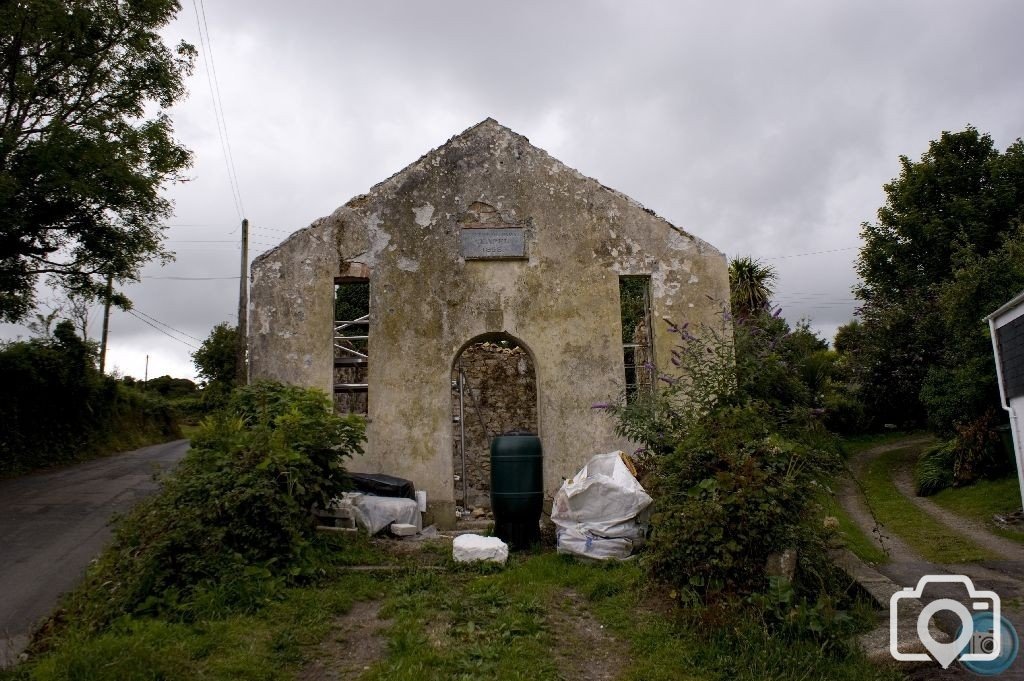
619 276 654 400
334 278 369 414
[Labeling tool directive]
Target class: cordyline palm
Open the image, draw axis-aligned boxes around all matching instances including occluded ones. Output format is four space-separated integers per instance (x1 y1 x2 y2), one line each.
729 256 778 318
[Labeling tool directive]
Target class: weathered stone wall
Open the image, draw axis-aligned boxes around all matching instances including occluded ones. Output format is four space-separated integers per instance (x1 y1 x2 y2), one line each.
249 118 730 527
451 342 537 511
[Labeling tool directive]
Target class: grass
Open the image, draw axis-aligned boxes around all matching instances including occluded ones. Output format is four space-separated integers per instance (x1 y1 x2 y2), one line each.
177 422 203 440
839 430 929 457
858 446 997 563
932 476 1024 544
4 538 900 681
820 490 889 565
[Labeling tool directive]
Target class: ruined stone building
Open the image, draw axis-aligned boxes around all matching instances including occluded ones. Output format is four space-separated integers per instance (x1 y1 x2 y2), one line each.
248 119 729 527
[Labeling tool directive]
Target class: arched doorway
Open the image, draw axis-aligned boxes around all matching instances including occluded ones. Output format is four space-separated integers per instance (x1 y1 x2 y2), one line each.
451 333 538 517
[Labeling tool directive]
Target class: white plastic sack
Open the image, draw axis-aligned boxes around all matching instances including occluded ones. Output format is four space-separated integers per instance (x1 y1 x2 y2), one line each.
552 451 652 560
333 492 422 535
452 534 508 564
555 527 635 561
551 451 652 536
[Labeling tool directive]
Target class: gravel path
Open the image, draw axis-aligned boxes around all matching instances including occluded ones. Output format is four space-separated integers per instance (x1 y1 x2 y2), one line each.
890 455 1024 562
837 436 1024 678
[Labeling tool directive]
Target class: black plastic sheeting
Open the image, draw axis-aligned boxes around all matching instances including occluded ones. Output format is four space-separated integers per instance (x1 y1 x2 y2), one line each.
347 472 416 499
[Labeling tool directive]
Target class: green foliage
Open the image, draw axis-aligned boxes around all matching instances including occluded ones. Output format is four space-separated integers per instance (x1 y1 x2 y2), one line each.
729 256 777 318
601 308 841 599
851 127 1024 432
9 550 893 681
0 0 196 321
860 446 994 563
145 375 198 400
645 403 838 596
192 322 238 405
57 381 365 633
915 441 956 496
919 227 1024 435
618 276 648 343
334 280 369 322
747 576 858 653
0 321 178 474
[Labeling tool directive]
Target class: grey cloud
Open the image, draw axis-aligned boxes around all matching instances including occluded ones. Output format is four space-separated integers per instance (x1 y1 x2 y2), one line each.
6 0 1023 373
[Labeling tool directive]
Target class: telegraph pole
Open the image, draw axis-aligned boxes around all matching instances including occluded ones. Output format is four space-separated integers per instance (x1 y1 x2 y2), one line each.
98 272 113 374
236 218 249 386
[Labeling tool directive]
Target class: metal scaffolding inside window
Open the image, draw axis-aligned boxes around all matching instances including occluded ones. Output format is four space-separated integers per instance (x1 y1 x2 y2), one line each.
334 278 369 414
619 276 654 401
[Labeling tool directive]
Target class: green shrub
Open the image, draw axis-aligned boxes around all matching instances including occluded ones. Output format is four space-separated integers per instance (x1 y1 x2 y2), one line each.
0 322 179 474
647 403 838 596
914 442 955 496
601 311 841 599
57 381 365 633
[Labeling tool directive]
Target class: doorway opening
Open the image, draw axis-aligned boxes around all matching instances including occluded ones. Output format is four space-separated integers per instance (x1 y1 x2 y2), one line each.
451 334 538 516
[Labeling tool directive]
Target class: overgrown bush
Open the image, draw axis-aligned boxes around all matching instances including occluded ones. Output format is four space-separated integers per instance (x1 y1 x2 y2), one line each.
0 322 179 474
57 381 365 633
915 410 1013 495
601 308 841 600
645 403 838 596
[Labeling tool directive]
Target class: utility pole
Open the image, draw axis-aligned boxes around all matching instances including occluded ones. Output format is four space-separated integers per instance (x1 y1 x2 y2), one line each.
98 272 113 374
236 218 249 386
144 354 149 388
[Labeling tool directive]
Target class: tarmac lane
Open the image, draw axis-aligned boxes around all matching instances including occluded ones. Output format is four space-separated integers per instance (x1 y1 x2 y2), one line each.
0 439 189 667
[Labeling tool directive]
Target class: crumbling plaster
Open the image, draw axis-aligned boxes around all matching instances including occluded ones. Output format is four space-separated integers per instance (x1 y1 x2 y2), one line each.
249 118 729 526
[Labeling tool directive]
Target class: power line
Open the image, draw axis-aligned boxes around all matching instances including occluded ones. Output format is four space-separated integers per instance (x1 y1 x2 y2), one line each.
132 308 205 343
127 311 200 350
760 246 859 260
190 0 244 220
164 239 237 243
144 275 240 281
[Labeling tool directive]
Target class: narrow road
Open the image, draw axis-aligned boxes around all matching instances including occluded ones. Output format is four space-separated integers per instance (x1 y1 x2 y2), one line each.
0 439 189 667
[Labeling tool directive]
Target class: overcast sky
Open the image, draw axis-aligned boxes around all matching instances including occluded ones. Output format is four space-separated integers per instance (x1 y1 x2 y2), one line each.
5 0 1024 381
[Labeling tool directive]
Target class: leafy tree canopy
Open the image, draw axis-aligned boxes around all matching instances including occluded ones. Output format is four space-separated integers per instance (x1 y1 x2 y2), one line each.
852 127 1024 431
192 322 237 391
857 127 1024 303
0 0 195 322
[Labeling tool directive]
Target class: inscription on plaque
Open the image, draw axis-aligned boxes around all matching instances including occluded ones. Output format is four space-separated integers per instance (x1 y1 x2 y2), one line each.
460 228 526 260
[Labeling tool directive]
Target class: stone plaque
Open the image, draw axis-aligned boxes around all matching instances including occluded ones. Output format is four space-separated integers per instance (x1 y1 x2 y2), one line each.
460 228 526 260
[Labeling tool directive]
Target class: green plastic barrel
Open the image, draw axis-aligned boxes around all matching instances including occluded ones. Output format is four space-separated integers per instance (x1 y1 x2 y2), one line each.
490 432 543 550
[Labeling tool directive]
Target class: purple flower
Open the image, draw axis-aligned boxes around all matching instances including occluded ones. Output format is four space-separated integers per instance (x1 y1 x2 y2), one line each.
591 402 612 409
643 362 655 370
658 375 677 385
633 447 647 456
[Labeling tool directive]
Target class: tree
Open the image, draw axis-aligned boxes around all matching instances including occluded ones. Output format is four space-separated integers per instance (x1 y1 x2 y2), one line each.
0 0 195 322
729 256 778 318
853 127 1024 431
192 322 237 399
